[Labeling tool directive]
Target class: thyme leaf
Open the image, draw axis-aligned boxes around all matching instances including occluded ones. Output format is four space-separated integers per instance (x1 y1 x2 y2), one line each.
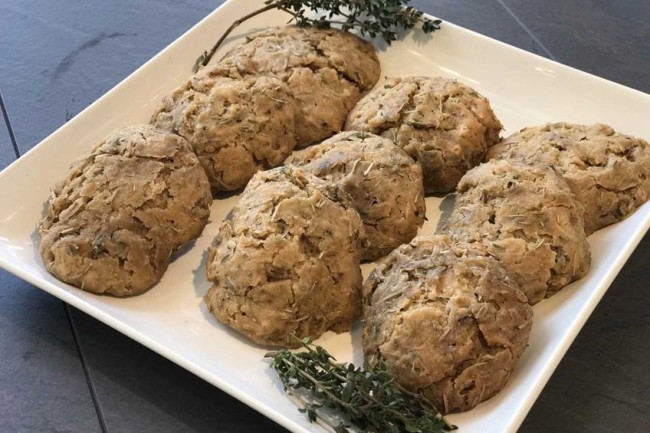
193 0 441 72
266 338 456 433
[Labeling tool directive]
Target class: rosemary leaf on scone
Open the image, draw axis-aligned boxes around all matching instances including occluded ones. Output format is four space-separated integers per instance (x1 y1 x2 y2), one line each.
193 0 442 72
266 338 455 433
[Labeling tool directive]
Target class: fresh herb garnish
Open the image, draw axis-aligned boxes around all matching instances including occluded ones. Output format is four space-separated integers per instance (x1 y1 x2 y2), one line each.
193 0 442 72
266 338 455 433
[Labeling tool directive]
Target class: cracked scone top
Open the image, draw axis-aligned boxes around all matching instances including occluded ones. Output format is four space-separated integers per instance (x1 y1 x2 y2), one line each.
345 76 502 193
363 235 532 414
39 125 212 297
217 26 381 146
151 69 298 192
443 159 591 304
204 166 365 347
286 131 426 261
486 123 650 234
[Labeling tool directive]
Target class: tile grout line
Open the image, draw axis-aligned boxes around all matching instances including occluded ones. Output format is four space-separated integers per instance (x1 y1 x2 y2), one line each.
1 91 110 433
63 304 110 433
0 91 21 159
495 0 558 61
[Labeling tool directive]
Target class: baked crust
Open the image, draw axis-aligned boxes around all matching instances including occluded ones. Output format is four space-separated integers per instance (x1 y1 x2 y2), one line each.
205 167 364 347
286 131 425 260
363 235 532 413
39 125 212 297
487 123 650 234
346 76 502 193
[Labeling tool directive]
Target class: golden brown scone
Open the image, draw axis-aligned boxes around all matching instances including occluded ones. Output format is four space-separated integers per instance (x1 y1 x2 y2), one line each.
363 235 532 414
443 159 591 304
205 167 365 347
345 76 502 193
486 123 650 234
286 131 425 261
151 68 298 192
217 26 381 146
39 125 212 297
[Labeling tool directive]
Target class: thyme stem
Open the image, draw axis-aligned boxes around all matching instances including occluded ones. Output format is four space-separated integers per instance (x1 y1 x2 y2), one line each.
266 339 456 433
192 0 441 72
192 2 278 72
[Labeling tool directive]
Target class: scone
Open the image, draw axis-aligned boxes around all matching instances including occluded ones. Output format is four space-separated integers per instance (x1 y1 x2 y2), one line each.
442 159 591 304
363 235 533 414
486 123 650 234
151 70 298 192
286 131 425 261
346 76 502 193
204 167 364 347
217 26 381 146
39 125 212 297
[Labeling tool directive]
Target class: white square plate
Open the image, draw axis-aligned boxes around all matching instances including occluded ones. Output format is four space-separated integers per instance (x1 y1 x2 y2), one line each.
0 1 648 431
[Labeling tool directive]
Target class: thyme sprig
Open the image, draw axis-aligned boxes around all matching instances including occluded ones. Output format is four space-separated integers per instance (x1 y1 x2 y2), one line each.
266 338 455 433
193 0 441 72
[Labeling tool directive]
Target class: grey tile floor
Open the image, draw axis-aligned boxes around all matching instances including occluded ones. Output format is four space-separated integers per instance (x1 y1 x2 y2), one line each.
0 1 648 432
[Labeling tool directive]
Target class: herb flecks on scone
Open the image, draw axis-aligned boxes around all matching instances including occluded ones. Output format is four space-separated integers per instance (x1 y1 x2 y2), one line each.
39 125 211 297
346 76 502 193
